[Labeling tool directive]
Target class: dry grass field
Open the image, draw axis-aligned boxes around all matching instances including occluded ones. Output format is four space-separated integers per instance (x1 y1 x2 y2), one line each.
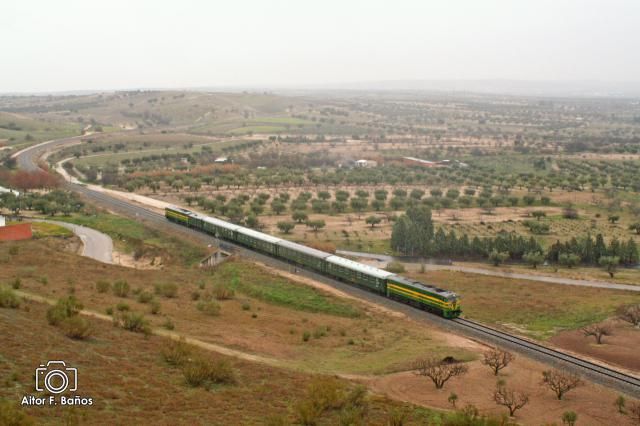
0 299 438 425
2 238 638 425
0 239 472 377
407 270 640 343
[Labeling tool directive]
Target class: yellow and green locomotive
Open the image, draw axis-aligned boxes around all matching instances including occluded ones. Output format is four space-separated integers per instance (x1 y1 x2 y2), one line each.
166 206 461 318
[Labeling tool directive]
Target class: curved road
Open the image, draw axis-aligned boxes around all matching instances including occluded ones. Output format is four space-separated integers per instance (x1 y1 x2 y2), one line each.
36 219 113 264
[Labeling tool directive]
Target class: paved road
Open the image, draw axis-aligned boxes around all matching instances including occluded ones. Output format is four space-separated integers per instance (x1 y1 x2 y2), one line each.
338 250 640 292
35 219 113 264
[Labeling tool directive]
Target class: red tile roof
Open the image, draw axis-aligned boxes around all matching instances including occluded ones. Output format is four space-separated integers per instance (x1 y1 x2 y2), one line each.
0 223 33 241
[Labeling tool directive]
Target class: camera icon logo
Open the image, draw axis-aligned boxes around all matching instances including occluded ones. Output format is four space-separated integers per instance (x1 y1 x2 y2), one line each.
35 361 78 394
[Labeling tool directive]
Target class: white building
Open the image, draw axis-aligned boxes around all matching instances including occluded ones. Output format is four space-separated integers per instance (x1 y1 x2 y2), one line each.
0 215 5 227
354 159 377 168
0 186 20 197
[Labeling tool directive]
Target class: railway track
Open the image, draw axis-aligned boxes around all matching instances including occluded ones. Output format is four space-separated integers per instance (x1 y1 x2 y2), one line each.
15 136 640 397
454 318 640 393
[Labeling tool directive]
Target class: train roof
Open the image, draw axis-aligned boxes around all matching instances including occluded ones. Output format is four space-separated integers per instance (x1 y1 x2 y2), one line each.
167 205 196 216
235 226 282 244
326 255 394 279
388 275 458 299
276 239 332 259
202 215 241 231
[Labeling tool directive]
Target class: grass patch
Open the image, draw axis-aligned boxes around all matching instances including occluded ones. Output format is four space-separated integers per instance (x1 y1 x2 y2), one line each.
0 286 20 309
31 222 74 238
216 261 361 318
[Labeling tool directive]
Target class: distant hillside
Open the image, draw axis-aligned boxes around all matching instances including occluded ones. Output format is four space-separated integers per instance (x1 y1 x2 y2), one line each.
294 79 640 98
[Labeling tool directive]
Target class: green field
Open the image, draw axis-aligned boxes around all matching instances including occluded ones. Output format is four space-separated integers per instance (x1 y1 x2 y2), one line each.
72 139 246 167
0 112 81 147
214 261 362 318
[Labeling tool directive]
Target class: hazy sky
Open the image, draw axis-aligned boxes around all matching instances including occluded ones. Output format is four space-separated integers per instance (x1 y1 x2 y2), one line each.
2 0 639 92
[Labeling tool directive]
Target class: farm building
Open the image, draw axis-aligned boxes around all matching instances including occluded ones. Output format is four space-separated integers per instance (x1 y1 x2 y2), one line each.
0 185 20 197
0 223 32 241
400 157 469 168
401 157 439 167
354 159 377 168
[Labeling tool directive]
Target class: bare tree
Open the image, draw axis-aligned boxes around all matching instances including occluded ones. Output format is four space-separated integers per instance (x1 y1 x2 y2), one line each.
617 305 640 328
493 385 529 417
482 347 515 376
413 358 468 389
582 324 611 344
541 370 583 400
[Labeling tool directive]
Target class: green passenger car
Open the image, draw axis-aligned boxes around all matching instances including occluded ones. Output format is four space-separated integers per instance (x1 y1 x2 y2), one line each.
202 216 239 240
325 255 392 294
235 227 280 255
276 240 330 272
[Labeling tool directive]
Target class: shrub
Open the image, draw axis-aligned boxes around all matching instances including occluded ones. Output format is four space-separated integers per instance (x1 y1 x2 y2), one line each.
137 291 154 304
0 286 21 309
8 246 19 256
114 312 151 335
241 302 251 311
150 300 161 315
105 307 114 315
96 280 110 293
60 316 92 340
339 406 367 426
197 300 221 316
386 408 407 426
293 399 322 426
190 291 200 301
116 302 130 312
11 277 21 289
213 283 235 300
182 357 236 387
162 318 175 330
302 331 311 342
39 276 48 285
385 261 405 273
112 280 130 297
46 296 83 325
162 339 192 366
155 282 178 298
308 377 347 411
0 400 34 425
313 327 326 339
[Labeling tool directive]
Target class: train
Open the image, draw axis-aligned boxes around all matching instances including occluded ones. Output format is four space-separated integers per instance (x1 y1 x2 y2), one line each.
166 206 461 318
